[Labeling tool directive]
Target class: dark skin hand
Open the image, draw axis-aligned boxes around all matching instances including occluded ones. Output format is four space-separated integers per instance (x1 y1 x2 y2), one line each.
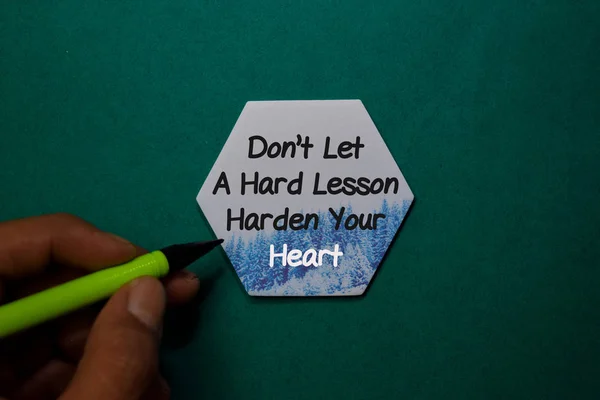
0 213 200 400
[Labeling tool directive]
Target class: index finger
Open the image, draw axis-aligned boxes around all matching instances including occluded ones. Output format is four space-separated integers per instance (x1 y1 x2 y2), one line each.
0 213 138 278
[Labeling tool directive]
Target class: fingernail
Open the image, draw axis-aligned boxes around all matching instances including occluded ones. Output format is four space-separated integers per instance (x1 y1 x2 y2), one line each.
181 270 199 281
127 278 166 333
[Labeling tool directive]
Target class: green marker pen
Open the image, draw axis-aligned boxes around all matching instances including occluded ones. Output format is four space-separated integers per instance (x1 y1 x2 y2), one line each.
0 239 223 338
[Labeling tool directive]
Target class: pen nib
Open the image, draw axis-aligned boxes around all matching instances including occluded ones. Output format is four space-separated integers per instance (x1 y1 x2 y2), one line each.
160 239 224 271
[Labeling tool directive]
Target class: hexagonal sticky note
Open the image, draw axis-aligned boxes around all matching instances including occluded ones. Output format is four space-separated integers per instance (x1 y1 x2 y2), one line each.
197 100 413 296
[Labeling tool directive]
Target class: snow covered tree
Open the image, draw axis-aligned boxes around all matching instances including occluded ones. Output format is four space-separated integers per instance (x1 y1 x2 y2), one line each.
233 198 412 296
243 241 272 291
229 236 245 274
350 247 372 287
224 235 235 256
358 229 375 267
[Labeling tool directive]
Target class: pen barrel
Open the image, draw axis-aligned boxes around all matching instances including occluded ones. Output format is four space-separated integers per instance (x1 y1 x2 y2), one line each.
0 251 169 338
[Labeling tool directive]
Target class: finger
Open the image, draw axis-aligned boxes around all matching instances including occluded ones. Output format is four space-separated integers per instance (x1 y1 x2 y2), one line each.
61 277 165 400
57 271 198 362
0 213 137 278
11 359 75 400
163 270 200 305
57 273 198 362
8 266 85 300
12 332 54 380
0 325 55 371
57 311 96 362
135 245 149 256
19 267 200 306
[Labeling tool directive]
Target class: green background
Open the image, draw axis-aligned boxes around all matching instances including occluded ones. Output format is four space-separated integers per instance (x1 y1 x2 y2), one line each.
1 1 599 398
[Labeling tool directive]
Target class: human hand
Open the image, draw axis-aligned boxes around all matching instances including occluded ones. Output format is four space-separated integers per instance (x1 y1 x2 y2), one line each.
0 214 200 400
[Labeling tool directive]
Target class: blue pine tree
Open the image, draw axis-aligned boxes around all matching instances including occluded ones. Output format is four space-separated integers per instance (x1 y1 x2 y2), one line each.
244 241 270 291
320 210 336 247
379 199 391 240
352 248 372 287
224 235 235 256
229 236 244 272
234 198 413 295
290 232 313 279
235 238 251 286
371 229 386 263
338 244 356 291
254 231 272 285
358 227 375 267
387 201 403 243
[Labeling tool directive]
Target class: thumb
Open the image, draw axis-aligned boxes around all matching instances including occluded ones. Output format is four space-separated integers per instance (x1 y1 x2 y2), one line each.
61 277 166 400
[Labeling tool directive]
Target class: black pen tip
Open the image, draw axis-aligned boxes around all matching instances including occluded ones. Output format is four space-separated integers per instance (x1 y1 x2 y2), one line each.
160 239 224 272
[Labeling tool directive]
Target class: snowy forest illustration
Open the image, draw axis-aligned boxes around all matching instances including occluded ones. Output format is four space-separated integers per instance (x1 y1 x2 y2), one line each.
224 198 412 296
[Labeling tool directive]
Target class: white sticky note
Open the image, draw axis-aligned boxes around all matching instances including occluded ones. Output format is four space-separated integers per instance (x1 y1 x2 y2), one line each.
197 100 413 296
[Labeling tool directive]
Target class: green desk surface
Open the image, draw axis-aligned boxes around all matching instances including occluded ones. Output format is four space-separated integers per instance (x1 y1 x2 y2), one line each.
1 1 599 399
